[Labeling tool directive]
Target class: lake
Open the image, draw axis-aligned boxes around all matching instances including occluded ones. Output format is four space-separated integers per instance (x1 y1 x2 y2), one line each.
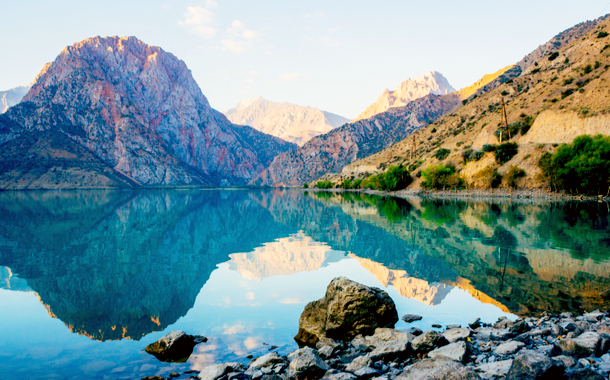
0 189 609 379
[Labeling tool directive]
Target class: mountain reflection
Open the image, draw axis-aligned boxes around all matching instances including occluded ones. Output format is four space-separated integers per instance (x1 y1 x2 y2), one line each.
1 189 609 344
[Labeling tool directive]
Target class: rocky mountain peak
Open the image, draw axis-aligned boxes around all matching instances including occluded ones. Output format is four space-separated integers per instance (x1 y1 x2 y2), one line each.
0 36 295 189
355 71 456 121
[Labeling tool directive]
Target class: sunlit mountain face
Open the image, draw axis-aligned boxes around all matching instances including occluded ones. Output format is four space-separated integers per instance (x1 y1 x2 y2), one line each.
1 189 609 379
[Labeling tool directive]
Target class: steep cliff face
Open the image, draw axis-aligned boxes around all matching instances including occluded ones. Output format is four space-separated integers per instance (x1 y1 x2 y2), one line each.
0 36 295 189
225 97 349 146
354 71 455 121
0 85 30 113
250 95 458 186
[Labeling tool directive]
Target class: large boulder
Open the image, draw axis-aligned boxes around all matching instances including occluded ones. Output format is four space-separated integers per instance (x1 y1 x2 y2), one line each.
144 330 207 362
558 332 601 358
411 330 448 354
427 342 471 364
396 357 481 380
294 277 398 346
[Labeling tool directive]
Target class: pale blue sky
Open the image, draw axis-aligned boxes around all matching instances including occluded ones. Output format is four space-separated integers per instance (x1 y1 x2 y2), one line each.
1 0 609 118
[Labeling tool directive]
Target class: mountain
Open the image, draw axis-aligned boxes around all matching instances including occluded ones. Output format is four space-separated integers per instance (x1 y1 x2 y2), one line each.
250 95 458 187
0 36 296 190
0 85 30 113
354 71 455 121
224 97 349 146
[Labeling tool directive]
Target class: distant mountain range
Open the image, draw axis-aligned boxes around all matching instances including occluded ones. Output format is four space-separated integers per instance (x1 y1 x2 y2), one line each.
0 85 30 114
354 71 455 121
0 36 295 189
224 97 349 146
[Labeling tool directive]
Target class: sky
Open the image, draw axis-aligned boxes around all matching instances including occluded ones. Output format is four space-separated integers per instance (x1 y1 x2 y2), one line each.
1 1 610 119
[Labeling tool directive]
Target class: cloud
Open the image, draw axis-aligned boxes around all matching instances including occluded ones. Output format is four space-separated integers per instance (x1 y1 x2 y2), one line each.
303 11 325 18
279 297 301 304
278 73 307 82
205 0 218 8
222 39 247 53
245 292 255 300
221 20 259 53
178 5 216 39
244 337 262 350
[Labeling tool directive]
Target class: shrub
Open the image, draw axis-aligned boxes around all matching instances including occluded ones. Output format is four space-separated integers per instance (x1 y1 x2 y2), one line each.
583 64 593 74
475 166 502 189
483 144 497 152
561 88 575 99
506 166 526 188
595 61 601 69
421 164 465 190
462 149 484 163
409 160 423 172
501 90 509 96
538 134 610 195
363 165 412 192
531 68 541 74
435 148 451 160
315 181 333 189
495 142 519 164
303 183 309 188
564 77 574 85
431 127 437 133
548 52 560 61
462 99 468 105
597 31 609 38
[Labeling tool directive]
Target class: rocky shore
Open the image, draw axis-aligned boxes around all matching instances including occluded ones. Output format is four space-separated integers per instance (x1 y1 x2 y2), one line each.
142 278 610 380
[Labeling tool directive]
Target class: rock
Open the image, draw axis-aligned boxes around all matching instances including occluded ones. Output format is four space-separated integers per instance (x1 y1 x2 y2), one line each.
431 324 442 329
475 359 513 379
198 363 246 380
170 373 180 378
294 277 398 346
250 352 288 369
401 314 423 323
404 327 423 336
367 339 410 361
564 368 605 380
318 346 337 360
351 329 413 351
396 357 481 380
534 345 560 357
598 333 610 356
353 367 380 379
505 350 563 380
442 328 471 343
228 373 250 380
493 341 525 356
494 319 514 329
510 321 530 335
469 319 482 329
321 372 357 380
477 328 512 342
144 330 206 362
427 342 470 364
552 355 576 368
142 377 164 380
345 355 373 372
287 347 330 380
411 331 448 354
316 338 345 351
559 332 600 358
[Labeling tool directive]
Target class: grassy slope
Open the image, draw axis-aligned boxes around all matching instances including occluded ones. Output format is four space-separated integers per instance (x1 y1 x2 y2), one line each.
324 16 610 190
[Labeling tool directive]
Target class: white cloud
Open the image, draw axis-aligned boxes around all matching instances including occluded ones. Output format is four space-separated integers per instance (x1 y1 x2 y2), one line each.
279 73 307 82
227 20 259 40
205 0 218 9
245 291 255 300
279 297 301 304
222 39 247 53
178 5 216 39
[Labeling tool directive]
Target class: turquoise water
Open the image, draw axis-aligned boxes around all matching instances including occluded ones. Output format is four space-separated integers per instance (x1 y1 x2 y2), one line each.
0 189 609 379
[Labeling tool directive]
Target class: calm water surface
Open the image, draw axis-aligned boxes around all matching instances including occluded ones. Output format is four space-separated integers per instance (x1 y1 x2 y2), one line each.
1 189 609 379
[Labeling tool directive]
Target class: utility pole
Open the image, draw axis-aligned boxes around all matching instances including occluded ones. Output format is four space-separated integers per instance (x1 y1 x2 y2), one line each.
500 97 509 142
411 134 416 160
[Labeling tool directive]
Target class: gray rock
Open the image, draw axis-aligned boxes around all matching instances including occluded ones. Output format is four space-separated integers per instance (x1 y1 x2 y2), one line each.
351 329 413 351
509 321 530 335
145 330 207 362
396 357 481 380
316 338 345 351
552 355 576 368
446 324 461 330
493 341 525 356
250 352 288 369
368 339 410 361
198 363 245 380
598 333 610 356
475 359 513 379
578 358 591 367
411 330 448 354
345 355 372 372
245 369 264 380
506 350 563 380
469 319 482 330
321 372 357 380
227 372 250 380
404 327 423 336
559 331 600 358
564 367 605 380
427 342 470 364
494 319 514 329
318 346 337 360
294 277 398 346
353 367 380 379
477 328 512 342
560 312 573 318
534 345 559 357
287 347 329 380
442 328 471 343
401 314 423 323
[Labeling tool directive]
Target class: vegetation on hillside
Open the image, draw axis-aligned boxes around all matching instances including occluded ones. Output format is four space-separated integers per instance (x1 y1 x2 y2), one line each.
421 164 465 190
538 134 610 195
363 165 413 191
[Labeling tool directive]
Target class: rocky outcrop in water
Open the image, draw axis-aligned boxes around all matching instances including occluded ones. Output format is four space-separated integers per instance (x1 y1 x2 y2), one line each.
0 36 296 189
251 95 457 187
144 330 207 362
294 277 398 346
